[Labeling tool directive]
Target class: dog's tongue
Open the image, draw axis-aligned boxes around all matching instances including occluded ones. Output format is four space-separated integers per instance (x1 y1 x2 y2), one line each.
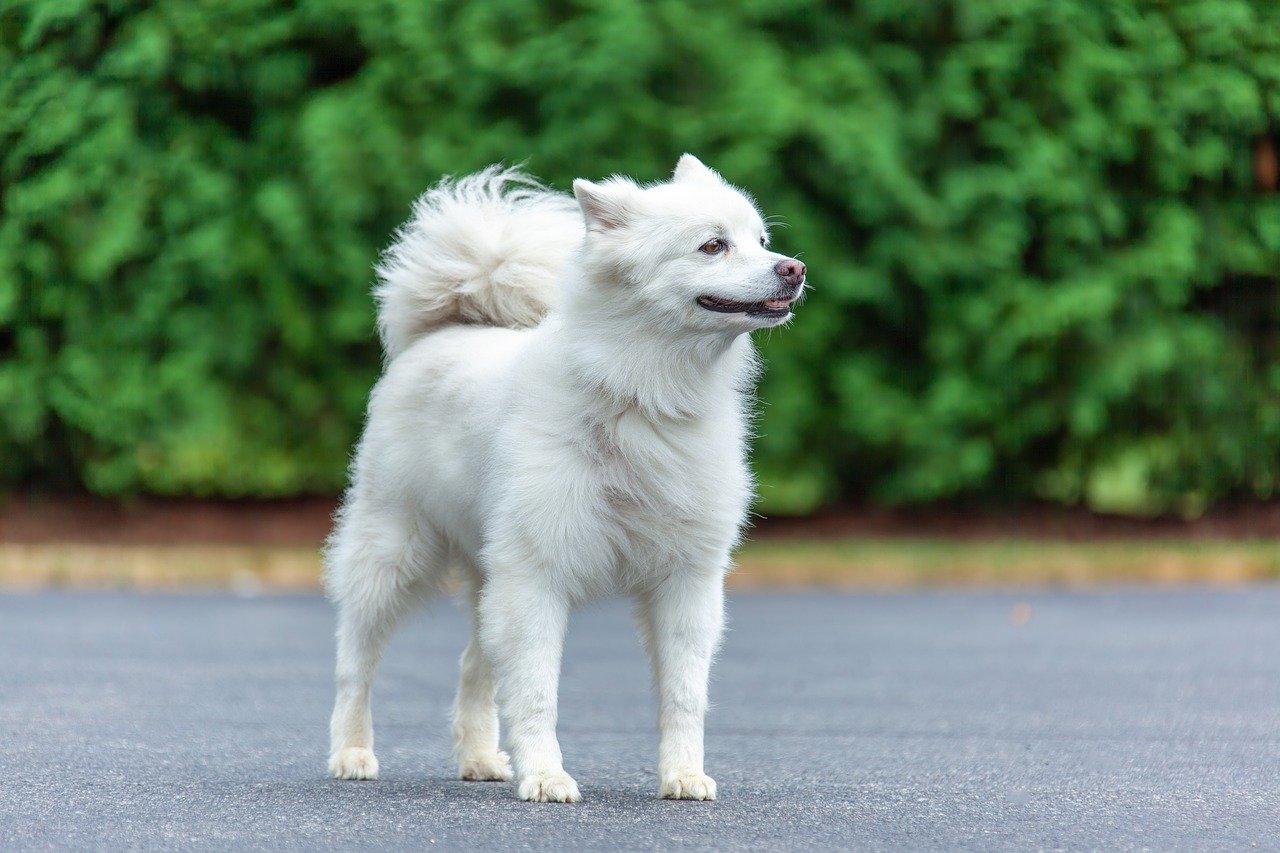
763 298 791 310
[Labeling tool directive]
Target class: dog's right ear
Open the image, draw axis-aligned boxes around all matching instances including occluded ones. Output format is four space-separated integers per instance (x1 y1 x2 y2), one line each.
573 178 637 231
673 154 725 185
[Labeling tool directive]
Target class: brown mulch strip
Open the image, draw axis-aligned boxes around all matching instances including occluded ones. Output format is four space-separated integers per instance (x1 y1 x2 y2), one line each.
1 494 1277 546
0 495 339 546
751 503 1280 541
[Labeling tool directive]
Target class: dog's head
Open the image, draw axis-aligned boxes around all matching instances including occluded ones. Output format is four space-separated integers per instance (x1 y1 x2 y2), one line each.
571 155 805 336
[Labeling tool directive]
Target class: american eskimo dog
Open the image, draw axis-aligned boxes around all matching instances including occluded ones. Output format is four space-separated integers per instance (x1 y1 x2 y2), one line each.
325 155 805 802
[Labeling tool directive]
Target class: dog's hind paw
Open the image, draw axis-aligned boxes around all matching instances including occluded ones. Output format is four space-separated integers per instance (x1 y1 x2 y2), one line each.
660 771 716 801
517 769 581 802
329 747 379 780
458 750 514 781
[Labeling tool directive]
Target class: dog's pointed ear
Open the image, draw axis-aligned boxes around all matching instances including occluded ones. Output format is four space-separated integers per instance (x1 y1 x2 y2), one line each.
573 178 637 231
673 153 724 185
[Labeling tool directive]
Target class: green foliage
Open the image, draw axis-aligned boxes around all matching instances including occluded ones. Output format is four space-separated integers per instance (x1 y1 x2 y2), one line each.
2 0 1278 512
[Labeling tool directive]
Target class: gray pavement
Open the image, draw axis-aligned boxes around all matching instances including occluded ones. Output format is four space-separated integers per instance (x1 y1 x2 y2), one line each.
1 588 1277 850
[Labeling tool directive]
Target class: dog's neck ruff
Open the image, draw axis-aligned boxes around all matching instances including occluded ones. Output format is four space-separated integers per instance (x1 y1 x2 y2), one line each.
557 315 758 424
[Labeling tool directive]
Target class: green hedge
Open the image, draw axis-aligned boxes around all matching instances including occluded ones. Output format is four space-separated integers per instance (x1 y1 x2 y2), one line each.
3 0 1279 513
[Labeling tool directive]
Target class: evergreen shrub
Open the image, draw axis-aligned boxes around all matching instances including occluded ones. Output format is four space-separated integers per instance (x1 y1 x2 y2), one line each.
3 0 1278 512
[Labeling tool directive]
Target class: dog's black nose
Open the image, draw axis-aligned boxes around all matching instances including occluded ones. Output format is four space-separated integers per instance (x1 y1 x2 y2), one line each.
775 259 806 288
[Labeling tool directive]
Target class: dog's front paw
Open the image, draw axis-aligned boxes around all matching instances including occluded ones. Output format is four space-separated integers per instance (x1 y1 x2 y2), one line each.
329 747 379 780
517 769 581 803
458 750 514 782
660 770 716 800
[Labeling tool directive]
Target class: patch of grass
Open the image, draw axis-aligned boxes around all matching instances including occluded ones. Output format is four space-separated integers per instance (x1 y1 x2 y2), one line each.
0 544 323 593
732 538 1280 588
1 538 1277 592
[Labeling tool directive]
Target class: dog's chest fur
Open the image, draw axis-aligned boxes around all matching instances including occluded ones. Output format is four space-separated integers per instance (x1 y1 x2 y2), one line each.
581 405 749 567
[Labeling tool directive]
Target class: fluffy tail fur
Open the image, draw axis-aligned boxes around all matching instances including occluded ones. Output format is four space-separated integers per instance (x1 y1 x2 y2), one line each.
373 166 584 359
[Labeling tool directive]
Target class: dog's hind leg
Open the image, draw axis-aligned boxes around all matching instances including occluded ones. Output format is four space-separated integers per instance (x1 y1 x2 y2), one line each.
451 567 513 781
325 510 429 780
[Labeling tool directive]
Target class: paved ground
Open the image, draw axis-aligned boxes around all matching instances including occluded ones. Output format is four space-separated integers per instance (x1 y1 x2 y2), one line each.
1 589 1277 850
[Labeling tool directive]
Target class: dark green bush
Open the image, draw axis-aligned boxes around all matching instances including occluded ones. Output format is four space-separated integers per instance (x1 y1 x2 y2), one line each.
3 0 1279 512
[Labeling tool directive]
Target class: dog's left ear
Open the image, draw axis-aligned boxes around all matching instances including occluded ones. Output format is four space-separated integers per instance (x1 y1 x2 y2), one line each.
574 178 639 231
673 154 725 185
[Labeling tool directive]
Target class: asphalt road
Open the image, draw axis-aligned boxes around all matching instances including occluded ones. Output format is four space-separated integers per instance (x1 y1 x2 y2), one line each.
1 588 1277 850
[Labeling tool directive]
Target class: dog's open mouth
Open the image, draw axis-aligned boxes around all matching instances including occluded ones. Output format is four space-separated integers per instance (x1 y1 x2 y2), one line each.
696 295 794 318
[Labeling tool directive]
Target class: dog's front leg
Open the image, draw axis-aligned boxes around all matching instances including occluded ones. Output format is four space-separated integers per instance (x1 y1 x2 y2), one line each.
636 569 725 800
478 575 580 802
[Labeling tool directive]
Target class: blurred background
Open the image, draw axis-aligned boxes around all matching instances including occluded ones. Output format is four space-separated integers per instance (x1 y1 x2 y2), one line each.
2 0 1278 588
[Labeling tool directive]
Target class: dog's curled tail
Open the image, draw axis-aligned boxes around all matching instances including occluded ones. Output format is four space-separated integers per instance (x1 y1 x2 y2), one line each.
374 166 584 359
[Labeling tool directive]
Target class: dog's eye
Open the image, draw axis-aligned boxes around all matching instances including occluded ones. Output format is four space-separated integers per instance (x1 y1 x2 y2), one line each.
699 239 727 255
759 235 768 247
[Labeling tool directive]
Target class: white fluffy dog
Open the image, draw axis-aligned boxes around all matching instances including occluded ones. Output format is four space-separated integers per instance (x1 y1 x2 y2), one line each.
325 155 805 802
